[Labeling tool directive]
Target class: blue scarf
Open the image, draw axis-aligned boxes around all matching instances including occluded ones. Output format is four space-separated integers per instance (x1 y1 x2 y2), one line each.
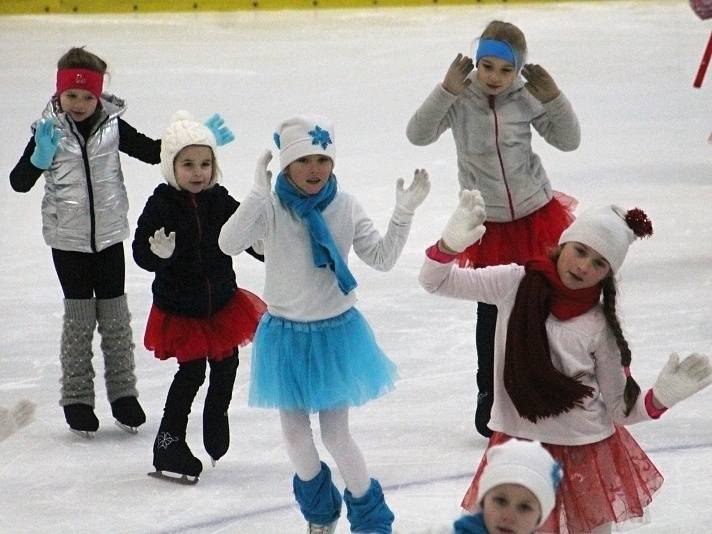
275 171 357 295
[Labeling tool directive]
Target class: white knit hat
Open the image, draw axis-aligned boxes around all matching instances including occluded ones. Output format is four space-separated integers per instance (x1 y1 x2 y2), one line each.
478 439 562 527
274 114 335 171
160 110 221 190
558 205 653 273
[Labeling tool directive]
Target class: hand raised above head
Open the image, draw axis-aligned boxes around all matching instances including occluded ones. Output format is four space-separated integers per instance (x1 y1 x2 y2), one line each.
395 169 431 214
442 53 474 96
440 189 487 253
522 64 560 103
253 149 273 198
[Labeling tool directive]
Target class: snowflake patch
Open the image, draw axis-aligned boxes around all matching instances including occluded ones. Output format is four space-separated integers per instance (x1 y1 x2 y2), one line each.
156 431 180 450
309 125 332 150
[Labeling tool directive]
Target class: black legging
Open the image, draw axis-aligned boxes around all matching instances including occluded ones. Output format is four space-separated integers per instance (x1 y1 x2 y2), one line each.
52 242 126 299
475 302 498 427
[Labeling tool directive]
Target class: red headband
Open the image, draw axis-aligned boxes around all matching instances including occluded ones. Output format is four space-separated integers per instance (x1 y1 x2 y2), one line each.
56 68 103 100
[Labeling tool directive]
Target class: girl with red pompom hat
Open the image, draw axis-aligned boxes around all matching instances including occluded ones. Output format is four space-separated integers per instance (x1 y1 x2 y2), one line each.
420 195 712 533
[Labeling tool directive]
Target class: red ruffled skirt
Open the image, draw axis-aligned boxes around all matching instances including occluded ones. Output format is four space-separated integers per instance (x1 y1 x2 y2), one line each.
462 428 663 533
144 288 266 363
458 193 577 268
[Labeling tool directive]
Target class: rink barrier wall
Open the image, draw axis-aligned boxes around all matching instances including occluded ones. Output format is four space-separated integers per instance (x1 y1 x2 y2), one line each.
1 0 568 15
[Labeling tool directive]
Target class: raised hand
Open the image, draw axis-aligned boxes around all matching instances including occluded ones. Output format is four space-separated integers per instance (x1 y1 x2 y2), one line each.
30 118 63 170
149 227 176 259
522 64 560 103
652 352 712 409
442 53 474 96
395 169 431 214
204 113 235 146
440 189 487 253
254 149 273 197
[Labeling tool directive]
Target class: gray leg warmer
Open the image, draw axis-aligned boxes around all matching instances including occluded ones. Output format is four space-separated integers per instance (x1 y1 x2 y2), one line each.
59 298 97 407
96 294 139 402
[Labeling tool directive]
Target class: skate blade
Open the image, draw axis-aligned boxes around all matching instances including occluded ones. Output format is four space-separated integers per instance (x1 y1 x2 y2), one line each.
211 457 217 467
147 470 199 485
69 428 96 439
114 420 138 434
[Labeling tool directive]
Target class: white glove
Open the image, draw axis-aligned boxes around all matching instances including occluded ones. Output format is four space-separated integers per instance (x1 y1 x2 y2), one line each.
395 169 431 214
652 352 712 409
254 149 273 198
440 190 487 253
0 399 36 442
149 227 176 259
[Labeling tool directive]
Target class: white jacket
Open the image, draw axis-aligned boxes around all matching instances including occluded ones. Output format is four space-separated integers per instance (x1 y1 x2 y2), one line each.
419 256 653 446
219 189 413 322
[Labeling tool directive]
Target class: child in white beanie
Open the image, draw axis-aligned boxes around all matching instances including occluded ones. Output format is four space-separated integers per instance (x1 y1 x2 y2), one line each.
454 439 562 534
219 114 430 533
132 111 265 483
420 194 712 533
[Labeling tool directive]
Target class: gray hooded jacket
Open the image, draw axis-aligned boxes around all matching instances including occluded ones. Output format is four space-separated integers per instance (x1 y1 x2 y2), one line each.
407 78 580 222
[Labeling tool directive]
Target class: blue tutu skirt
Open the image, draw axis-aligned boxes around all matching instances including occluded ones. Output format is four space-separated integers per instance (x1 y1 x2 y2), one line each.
249 307 398 412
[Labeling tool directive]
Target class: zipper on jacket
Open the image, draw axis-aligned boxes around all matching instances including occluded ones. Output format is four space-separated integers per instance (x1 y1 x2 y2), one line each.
70 114 110 253
190 194 212 315
489 95 516 221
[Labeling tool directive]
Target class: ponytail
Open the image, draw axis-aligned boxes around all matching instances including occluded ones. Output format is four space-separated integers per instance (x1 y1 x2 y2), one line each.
601 277 640 415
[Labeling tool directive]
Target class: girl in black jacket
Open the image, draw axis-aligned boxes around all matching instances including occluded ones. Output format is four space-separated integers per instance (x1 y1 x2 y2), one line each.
133 111 264 482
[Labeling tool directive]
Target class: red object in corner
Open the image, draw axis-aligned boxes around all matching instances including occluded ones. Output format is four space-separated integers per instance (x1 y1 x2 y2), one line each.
693 32 712 88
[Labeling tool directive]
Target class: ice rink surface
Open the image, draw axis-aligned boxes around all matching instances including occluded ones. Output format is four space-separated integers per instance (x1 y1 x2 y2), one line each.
1 1 711 532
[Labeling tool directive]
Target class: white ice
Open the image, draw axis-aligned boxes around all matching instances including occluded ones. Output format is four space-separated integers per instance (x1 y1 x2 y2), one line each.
1 1 711 532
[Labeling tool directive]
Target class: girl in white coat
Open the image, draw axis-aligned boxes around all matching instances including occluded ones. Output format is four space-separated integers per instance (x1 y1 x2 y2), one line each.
419 192 712 533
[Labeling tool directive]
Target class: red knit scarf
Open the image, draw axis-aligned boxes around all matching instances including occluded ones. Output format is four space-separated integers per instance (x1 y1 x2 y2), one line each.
503 256 600 422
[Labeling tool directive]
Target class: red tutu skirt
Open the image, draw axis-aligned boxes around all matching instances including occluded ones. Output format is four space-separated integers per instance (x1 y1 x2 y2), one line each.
458 192 577 268
144 288 266 363
462 428 663 533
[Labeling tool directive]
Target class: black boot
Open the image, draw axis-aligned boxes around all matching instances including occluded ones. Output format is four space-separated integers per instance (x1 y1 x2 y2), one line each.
153 430 203 478
152 359 206 479
111 396 146 430
64 403 99 434
203 353 239 463
475 302 497 438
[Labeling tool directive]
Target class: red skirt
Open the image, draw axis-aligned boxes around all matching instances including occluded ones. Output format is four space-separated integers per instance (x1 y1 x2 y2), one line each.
144 288 266 363
458 192 577 268
461 428 663 533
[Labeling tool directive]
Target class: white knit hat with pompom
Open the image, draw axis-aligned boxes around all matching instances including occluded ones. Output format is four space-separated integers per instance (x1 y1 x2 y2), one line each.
160 110 221 189
558 205 653 273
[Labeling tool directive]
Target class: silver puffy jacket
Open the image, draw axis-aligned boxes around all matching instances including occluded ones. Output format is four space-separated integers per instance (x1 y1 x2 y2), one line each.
36 94 128 253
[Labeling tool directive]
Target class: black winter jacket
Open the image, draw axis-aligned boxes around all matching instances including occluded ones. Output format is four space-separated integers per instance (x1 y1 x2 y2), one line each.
132 183 263 318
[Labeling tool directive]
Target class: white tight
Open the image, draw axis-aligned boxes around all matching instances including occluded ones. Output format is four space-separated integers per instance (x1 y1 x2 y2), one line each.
280 408 371 498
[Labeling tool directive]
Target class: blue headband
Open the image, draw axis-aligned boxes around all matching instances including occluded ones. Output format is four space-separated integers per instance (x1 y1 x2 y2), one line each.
475 39 519 70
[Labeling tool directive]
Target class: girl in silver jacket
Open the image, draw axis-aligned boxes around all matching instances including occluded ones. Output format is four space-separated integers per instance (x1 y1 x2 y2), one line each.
10 47 160 437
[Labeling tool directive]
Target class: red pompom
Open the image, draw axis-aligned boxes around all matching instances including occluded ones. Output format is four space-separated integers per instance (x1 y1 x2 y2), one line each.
625 208 653 238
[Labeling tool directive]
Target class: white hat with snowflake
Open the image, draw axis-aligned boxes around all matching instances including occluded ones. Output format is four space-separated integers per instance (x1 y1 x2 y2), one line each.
273 114 335 171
